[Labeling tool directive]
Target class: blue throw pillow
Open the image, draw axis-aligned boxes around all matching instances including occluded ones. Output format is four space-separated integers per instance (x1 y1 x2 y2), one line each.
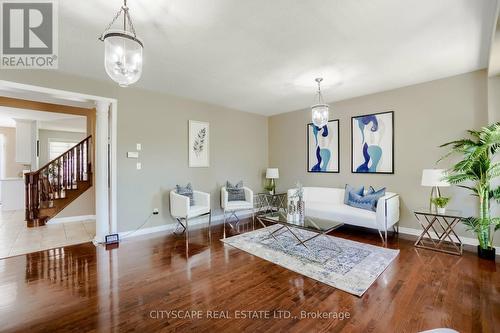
344 184 364 204
226 181 245 201
347 187 386 212
176 183 195 206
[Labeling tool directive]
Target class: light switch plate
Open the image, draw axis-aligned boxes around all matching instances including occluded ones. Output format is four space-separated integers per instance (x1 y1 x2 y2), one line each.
136 162 142 170
136 143 142 151
127 152 139 158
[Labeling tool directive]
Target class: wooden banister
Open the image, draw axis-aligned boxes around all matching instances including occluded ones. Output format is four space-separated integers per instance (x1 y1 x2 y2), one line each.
25 135 92 225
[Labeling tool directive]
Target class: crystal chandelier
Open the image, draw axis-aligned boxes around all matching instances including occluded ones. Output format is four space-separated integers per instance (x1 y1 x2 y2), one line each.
99 0 143 87
311 78 329 128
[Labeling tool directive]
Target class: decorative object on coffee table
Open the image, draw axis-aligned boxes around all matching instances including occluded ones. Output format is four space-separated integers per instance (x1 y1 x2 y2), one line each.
421 169 450 211
414 208 463 255
439 122 500 260
289 182 305 219
265 168 279 194
307 119 340 173
352 111 394 174
188 120 209 167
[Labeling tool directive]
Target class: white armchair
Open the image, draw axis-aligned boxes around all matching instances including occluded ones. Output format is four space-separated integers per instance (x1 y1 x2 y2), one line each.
221 186 254 226
170 189 211 236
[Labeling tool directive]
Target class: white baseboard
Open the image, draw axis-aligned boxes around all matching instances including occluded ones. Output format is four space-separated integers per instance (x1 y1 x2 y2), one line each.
118 211 253 240
398 226 500 253
49 215 96 224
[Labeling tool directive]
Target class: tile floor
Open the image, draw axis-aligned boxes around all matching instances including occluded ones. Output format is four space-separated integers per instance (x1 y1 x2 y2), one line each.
0 210 95 259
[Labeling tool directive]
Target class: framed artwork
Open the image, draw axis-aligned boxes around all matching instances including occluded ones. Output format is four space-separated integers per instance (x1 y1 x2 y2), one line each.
307 119 340 173
189 120 209 167
351 111 394 174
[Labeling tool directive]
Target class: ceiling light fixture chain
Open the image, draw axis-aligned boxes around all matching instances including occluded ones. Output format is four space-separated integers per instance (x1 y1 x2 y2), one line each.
98 7 124 41
315 77 324 104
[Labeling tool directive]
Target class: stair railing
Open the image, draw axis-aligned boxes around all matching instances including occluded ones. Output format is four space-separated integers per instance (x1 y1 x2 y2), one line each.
25 135 92 223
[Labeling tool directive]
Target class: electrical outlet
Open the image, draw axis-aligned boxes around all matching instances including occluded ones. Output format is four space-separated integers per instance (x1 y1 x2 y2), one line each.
136 143 142 151
153 208 159 215
136 162 142 170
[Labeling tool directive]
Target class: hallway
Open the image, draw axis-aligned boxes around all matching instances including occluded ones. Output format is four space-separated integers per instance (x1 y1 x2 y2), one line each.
0 210 95 259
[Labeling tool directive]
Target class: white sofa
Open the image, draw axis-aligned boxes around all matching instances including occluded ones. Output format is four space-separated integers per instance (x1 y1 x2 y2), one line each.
287 187 399 243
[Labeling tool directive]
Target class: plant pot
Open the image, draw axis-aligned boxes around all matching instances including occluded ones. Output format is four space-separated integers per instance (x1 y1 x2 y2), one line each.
437 207 446 215
477 245 496 260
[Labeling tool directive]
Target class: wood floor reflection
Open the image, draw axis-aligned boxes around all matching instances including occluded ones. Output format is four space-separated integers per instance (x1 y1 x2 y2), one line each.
0 219 498 333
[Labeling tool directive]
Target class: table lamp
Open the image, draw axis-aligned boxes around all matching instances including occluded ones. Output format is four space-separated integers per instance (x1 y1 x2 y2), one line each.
421 169 449 211
266 168 279 195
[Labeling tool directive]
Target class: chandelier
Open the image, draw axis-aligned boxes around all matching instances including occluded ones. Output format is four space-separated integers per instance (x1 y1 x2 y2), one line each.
99 0 143 87
311 78 329 128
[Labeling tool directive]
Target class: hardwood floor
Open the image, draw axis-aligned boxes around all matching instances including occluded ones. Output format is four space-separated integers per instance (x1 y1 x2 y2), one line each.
0 219 498 333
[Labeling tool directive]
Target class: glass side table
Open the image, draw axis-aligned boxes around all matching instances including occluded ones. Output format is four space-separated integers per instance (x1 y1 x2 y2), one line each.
254 192 287 215
413 208 463 255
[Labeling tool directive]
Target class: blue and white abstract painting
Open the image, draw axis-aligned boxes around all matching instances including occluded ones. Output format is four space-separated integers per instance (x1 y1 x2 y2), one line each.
307 120 339 173
351 111 393 174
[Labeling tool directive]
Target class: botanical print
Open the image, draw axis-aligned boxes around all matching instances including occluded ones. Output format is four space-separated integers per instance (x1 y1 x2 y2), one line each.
352 111 393 174
307 120 340 173
193 128 206 157
189 120 209 167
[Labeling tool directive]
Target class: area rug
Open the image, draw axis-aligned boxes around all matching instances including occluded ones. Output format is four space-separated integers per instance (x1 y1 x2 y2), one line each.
221 225 399 296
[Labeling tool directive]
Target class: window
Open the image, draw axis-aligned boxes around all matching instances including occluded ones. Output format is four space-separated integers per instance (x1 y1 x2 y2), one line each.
48 140 78 161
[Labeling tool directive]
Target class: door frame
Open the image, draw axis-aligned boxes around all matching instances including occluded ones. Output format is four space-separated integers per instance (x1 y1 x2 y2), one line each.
0 80 118 241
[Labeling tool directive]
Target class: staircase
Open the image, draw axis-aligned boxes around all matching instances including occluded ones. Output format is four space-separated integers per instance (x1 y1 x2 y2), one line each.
25 136 92 227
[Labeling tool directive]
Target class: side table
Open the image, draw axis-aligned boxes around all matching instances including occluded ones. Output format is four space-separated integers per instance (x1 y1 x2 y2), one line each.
254 192 287 215
413 208 463 255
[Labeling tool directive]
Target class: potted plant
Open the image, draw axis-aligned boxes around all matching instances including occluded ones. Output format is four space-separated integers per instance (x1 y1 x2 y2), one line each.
431 197 450 214
439 122 500 260
264 182 275 195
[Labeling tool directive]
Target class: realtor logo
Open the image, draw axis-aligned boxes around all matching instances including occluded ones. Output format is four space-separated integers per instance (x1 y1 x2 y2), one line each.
1 0 58 68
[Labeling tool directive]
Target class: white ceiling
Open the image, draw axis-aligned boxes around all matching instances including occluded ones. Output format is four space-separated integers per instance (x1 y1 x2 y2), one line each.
0 106 86 132
57 0 498 115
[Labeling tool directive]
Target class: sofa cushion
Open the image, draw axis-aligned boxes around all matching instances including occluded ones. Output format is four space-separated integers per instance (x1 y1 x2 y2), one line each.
188 205 210 218
305 202 377 229
347 187 386 212
225 200 253 210
176 183 194 206
344 184 364 204
226 181 245 201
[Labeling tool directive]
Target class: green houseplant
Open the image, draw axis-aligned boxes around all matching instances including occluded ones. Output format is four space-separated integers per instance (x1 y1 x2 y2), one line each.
439 122 500 259
431 196 450 214
264 181 275 195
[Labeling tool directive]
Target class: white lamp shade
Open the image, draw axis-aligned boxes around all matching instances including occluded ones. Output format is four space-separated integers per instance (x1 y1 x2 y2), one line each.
266 168 279 179
311 104 329 128
103 30 143 87
421 169 449 187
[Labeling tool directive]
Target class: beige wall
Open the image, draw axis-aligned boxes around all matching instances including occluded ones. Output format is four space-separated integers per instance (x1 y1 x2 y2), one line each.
269 70 497 244
0 70 268 232
0 126 26 178
38 129 86 166
488 75 500 123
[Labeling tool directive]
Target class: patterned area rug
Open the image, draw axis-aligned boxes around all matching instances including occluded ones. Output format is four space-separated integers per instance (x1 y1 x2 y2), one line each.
221 225 399 296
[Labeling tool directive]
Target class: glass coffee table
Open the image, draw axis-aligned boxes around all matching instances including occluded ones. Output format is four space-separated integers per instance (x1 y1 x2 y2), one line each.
256 211 344 248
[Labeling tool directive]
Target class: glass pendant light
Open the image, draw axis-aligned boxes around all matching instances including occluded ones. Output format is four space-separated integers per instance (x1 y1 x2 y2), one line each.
99 0 143 87
311 78 329 128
